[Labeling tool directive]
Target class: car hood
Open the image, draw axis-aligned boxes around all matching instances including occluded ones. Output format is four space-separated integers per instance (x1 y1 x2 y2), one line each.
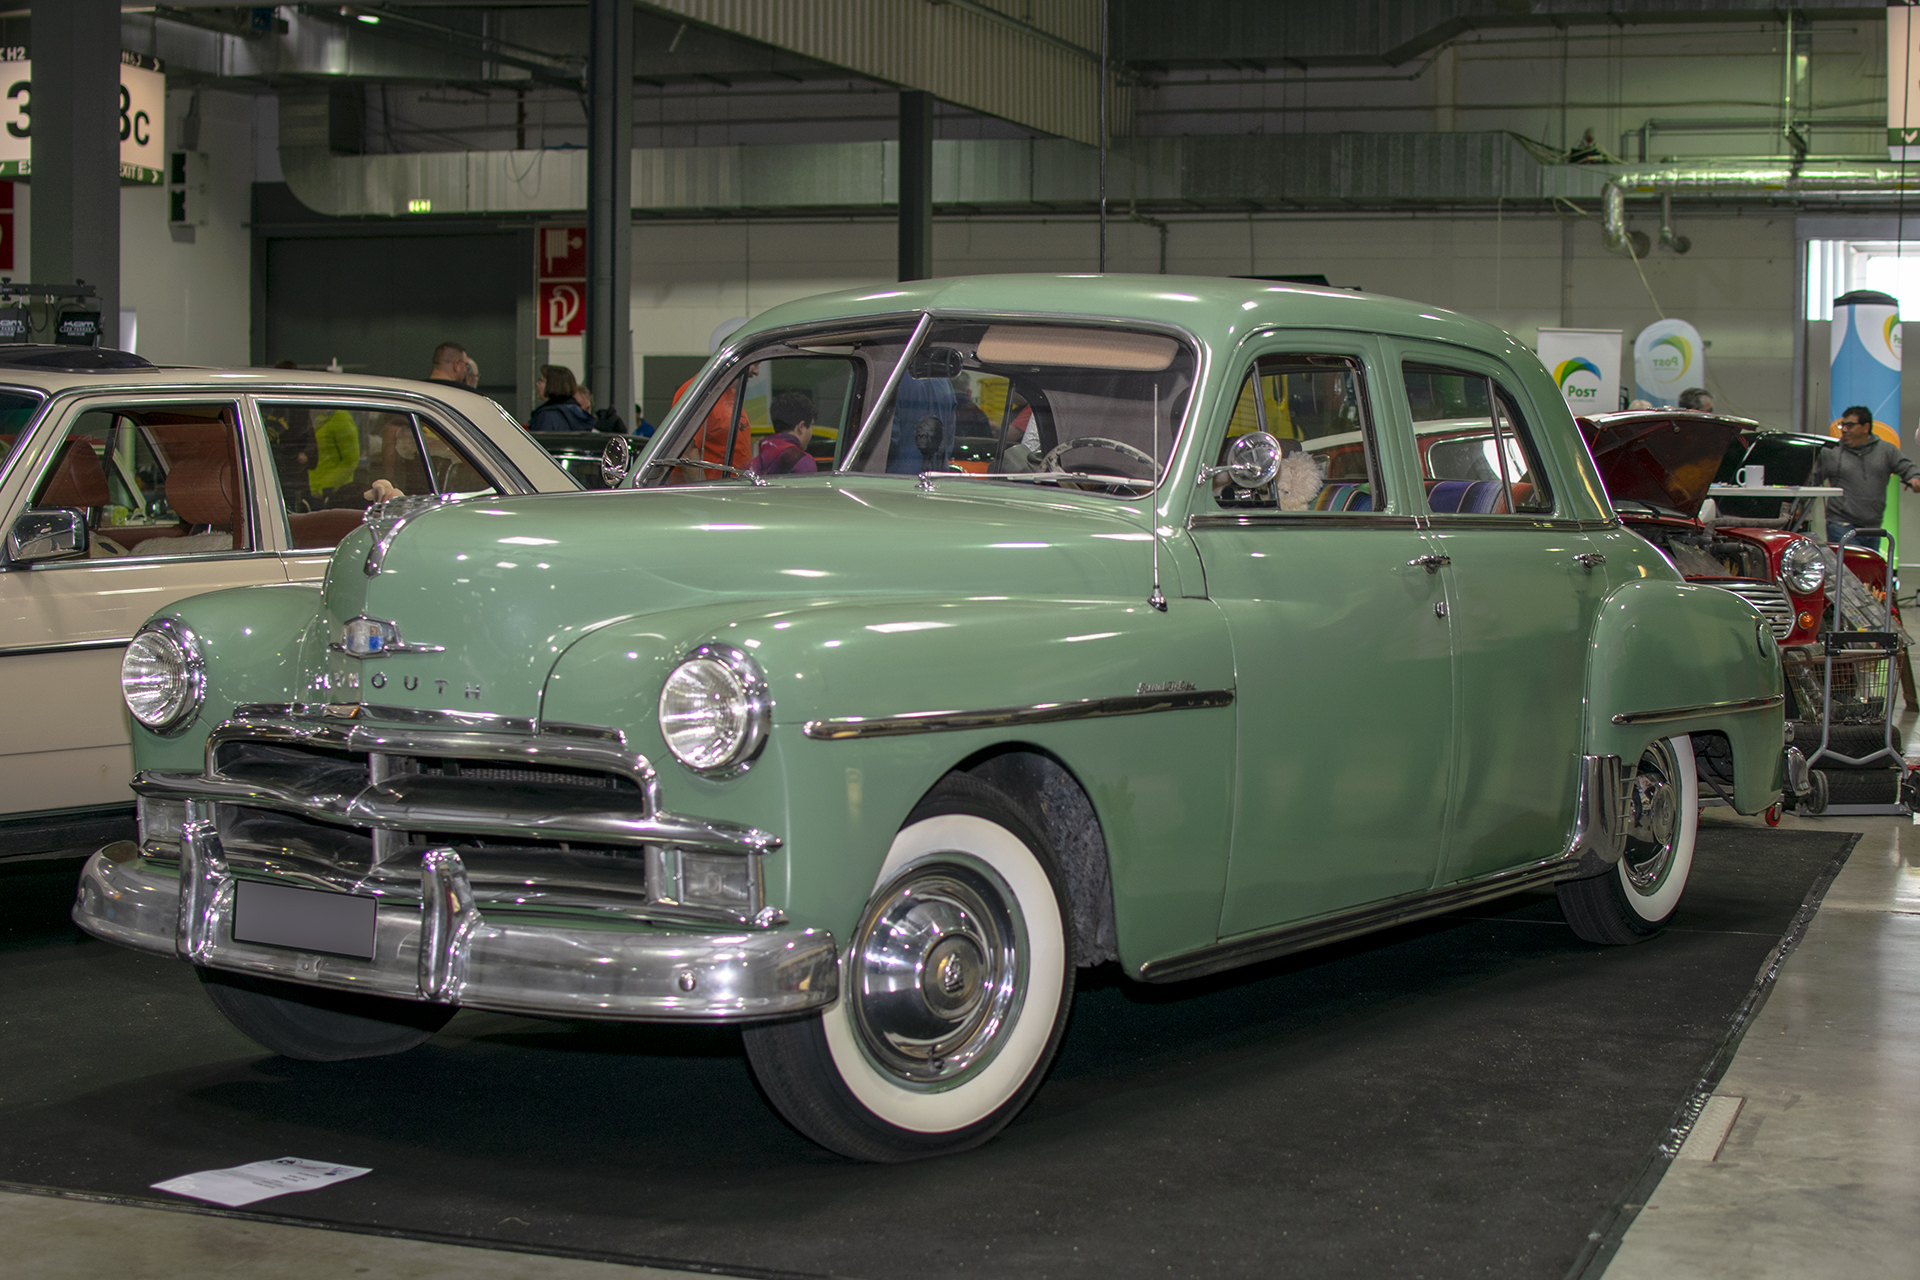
1579 412 1746 518
307 478 1158 720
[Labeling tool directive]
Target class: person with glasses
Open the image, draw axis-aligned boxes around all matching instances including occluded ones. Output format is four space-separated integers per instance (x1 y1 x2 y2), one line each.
1811 406 1920 551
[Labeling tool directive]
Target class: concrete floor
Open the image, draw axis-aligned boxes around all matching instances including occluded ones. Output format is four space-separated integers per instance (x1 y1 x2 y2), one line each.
3 798 1912 1278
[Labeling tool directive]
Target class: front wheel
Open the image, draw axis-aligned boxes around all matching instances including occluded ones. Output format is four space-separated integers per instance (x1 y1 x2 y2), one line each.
743 774 1074 1161
1558 735 1698 945
198 967 456 1061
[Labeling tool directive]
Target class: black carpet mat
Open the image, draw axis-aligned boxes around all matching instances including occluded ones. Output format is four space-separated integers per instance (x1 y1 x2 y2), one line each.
0 825 1857 1280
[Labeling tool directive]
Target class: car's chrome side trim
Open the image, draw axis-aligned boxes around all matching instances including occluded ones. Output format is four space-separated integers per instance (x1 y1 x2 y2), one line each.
1139 853 1578 984
72 848 838 1023
1611 694 1784 726
1188 513 1422 530
0 635 131 658
801 687 1234 740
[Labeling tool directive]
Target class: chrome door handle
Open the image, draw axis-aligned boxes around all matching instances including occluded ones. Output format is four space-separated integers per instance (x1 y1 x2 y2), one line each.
1574 553 1606 570
1409 553 1451 574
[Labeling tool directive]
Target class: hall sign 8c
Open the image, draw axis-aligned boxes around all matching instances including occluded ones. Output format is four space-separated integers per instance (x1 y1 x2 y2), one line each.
0 50 166 184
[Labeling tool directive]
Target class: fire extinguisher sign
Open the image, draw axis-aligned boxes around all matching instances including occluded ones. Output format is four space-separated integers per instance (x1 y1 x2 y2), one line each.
537 225 586 338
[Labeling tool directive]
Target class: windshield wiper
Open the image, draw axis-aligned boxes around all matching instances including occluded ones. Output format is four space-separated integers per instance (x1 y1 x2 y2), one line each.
639 458 769 487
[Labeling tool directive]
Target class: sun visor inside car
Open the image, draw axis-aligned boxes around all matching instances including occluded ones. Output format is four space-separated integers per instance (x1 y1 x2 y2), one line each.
976 326 1177 371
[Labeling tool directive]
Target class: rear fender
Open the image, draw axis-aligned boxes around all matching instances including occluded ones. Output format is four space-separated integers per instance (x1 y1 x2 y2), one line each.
1586 578 1783 813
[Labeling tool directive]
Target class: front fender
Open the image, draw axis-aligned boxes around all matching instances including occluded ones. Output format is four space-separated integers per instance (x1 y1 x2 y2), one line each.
1586 578 1783 813
539 594 1238 966
128 582 325 774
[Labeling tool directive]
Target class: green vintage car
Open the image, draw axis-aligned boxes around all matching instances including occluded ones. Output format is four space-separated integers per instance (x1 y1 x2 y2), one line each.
74 275 1784 1161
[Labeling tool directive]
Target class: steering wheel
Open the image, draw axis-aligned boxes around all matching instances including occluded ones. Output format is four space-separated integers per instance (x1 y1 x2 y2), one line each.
1039 436 1157 473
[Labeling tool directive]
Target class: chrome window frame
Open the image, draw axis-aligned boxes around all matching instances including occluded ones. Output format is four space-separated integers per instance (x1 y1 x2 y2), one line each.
0 390 272 569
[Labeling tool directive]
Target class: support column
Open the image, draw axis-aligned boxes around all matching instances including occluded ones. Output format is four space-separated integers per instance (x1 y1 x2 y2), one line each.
30 0 120 339
898 91 933 283
586 0 634 423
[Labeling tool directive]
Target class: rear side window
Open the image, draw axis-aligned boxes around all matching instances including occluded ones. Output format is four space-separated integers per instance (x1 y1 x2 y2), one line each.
260 401 499 550
1404 364 1554 516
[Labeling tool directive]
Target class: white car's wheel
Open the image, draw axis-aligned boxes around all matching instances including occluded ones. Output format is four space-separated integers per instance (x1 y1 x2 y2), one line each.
1559 735 1698 944
744 773 1074 1161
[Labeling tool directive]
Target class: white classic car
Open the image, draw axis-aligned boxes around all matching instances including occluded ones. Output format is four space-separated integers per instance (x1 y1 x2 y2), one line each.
0 346 574 854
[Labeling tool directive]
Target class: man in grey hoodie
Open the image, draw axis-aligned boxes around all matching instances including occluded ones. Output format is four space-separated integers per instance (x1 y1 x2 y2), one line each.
1811 405 1920 550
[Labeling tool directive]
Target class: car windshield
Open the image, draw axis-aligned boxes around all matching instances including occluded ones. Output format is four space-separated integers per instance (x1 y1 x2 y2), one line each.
842 320 1197 489
641 318 1198 494
0 389 46 470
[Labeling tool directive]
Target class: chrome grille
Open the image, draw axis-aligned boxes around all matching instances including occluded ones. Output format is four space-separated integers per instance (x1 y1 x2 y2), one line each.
1713 581 1793 640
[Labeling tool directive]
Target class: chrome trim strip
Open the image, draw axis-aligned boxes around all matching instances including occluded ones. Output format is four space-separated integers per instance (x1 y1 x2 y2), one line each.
1611 694 1784 726
1139 853 1577 984
841 310 934 469
802 687 1234 740
1187 513 1423 530
0 636 132 659
73 850 839 1023
135 768 782 857
236 702 538 736
1416 516 1608 531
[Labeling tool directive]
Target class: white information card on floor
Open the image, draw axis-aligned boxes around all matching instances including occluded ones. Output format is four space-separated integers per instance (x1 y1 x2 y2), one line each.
152 1156 373 1207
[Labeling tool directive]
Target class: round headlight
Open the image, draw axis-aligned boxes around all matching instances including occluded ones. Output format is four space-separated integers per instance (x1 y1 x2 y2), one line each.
1780 537 1827 596
121 620 204 734
658 646 770 775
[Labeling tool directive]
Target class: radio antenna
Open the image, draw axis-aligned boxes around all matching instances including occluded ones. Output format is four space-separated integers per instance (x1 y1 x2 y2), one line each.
1149 383 1167 612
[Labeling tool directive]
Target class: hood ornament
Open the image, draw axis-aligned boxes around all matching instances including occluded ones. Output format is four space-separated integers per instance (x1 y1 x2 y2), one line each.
364 495 444 577
329 615 446 658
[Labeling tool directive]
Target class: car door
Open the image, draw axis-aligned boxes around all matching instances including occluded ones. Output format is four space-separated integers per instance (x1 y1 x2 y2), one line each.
1391 347 1612 883
0 395 290 817
1188 339 1454 937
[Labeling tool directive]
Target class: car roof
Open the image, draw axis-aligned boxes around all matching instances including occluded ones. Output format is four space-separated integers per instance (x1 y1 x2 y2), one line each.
733 272 1531 365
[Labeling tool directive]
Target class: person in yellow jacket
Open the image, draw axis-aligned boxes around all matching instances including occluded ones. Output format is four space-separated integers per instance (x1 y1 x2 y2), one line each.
307 408 361 500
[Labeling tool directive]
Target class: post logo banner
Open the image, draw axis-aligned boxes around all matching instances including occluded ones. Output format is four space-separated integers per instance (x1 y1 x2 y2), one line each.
1537 328 1621 415
1632 319 1705 407
1830 289 1902 440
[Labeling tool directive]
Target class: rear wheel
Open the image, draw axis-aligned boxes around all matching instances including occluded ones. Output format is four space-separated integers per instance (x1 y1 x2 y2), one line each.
743 774 1074 1161
198 967 456 1061
1558 736 1698 945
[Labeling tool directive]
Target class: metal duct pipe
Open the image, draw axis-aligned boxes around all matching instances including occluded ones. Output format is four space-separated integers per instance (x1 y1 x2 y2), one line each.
1601 166 1920 249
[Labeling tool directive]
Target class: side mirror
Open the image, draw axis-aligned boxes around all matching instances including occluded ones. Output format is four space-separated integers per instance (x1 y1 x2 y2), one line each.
1198 432 1283 490
599 434 632 488
6 508 88 565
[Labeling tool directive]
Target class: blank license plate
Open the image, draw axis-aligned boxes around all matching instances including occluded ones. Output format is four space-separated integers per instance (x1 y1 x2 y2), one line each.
232 879 378 960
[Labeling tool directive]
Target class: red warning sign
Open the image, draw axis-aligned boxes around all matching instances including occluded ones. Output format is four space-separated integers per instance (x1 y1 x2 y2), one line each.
537 224 587 337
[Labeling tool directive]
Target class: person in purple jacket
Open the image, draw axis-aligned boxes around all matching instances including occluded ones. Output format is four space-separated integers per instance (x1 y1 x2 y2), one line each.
752 391 819 475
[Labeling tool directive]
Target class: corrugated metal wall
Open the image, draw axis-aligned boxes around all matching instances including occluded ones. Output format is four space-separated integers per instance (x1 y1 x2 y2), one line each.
640 0 1127 146
279 127 1611 218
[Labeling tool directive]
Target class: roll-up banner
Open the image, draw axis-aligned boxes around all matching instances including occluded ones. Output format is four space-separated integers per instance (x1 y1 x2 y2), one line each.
1631 318 1705 407
1829 289 1902 442
1892 2 1920 160
1829 288 1902 565
1537 328 1622 415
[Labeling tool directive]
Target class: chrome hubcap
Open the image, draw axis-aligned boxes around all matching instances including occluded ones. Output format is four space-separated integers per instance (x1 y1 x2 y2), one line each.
849 860 1024 1086
1622 740 1681 895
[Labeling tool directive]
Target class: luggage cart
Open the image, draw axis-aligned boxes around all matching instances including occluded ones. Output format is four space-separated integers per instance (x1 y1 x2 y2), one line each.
1802 527 1909 817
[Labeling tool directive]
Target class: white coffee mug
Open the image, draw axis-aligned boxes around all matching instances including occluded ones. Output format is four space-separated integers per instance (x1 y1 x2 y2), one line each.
1736 464 1765 488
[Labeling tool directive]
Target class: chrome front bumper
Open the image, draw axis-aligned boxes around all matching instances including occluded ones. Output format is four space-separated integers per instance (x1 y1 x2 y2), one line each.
73 842 839 1022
